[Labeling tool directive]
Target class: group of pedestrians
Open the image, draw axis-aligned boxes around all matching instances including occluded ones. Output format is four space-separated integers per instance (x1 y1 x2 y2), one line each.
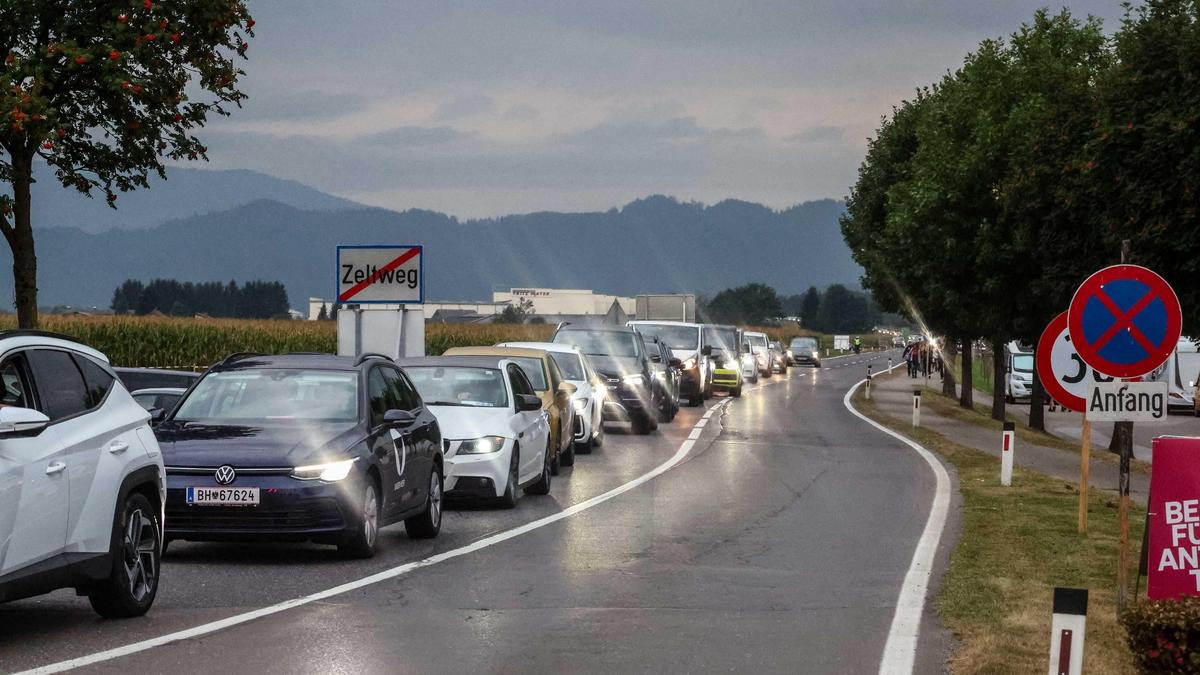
902 339 944 379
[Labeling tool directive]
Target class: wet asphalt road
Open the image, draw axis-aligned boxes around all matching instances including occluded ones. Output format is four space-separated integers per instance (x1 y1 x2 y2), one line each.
0 350 954 674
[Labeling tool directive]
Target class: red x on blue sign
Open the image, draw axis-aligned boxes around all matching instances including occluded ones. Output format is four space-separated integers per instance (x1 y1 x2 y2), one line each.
1067 265 1181 378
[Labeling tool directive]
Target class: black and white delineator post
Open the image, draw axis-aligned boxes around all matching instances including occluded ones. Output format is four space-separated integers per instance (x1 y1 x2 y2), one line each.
865 365 873 400
887 356 892 370
912 389 921 427
1001 421 1015 487
1047 587 1087 675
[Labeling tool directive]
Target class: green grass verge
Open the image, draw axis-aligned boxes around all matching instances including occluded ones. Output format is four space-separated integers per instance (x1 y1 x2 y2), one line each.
909 376 1150 475
856 388 1142 674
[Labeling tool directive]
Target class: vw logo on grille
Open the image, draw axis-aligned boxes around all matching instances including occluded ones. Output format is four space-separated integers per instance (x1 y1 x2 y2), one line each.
214 465 237 485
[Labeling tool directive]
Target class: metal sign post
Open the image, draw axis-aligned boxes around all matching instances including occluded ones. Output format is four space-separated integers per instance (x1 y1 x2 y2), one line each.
1068 255 1182 611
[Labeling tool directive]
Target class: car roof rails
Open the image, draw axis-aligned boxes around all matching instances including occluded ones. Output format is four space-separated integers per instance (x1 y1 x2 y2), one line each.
0 329 86 344
354 352 394 366
219 352 264 367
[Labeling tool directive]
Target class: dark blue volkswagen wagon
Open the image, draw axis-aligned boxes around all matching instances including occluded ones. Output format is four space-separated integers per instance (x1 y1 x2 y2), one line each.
156 353 444 558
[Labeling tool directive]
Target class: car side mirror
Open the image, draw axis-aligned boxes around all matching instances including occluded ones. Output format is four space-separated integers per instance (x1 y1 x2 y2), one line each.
0 406 49 437
383 409 417 428
516 394 543 412
669 358 682 368
701 345 712 356
148 407 167 425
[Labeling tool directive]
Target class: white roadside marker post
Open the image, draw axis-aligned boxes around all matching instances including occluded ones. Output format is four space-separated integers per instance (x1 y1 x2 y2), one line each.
1047 587 1087 675
865 365 872 400
912 389 921 427
1001 421 1015 487
887 356 892 370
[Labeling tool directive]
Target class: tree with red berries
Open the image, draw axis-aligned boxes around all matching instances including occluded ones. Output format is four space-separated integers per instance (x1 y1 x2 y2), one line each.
0 0 254 327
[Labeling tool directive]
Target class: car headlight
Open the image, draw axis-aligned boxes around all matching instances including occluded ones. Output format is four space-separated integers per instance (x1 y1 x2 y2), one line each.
456 435 506 455
572 397 588 412
811 350 819 358
682 357 697 370
292 458 357 482
622 374 644 386
786 350 793 358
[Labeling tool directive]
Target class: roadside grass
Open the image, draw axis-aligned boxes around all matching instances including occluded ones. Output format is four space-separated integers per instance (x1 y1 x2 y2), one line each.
855 387 1142 674
910 376 1150 475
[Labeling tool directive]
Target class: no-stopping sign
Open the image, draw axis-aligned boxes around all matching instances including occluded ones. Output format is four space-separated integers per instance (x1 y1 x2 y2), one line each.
1068 264 1180 378
336 245 423 304
1037 311 1115 413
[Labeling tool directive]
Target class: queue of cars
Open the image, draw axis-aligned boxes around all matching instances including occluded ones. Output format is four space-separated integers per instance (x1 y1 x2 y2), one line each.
0 322 821 618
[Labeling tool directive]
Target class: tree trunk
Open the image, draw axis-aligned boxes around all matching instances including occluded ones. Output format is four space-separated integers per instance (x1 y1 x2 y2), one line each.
7 151 38 329
959 336 973 409
991 340 1006 421
1108 421 1133 458
1029 366 1046 431
941 338 957 399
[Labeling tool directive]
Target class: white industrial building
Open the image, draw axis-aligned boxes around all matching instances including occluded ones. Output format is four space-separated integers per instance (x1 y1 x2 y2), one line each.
307 288 635 322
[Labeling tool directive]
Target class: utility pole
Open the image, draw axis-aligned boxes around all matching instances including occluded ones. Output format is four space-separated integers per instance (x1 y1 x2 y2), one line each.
1116 239 1134 612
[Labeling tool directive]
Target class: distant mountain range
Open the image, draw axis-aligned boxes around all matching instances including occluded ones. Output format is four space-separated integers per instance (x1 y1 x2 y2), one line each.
16 168 861 310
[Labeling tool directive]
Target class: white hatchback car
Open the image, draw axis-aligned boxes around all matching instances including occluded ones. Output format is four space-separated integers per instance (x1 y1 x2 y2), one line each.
0 331 165 617
399 355 552 508
498 341 604 453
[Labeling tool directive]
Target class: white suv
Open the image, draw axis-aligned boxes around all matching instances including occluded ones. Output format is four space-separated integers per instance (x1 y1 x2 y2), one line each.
0 332 166 617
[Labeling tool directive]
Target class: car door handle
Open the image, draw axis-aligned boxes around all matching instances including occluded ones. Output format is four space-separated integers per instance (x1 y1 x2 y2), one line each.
108 441 130 454
45 461 66 475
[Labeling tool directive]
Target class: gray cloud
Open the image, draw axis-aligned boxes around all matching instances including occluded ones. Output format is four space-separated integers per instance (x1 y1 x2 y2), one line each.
202 1 1129 216
785 126 845 144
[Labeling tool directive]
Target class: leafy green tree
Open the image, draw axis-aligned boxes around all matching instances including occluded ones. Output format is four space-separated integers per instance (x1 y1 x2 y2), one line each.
705 283 783 326
110 278 143 313
0 0 254 327
799 286 821 329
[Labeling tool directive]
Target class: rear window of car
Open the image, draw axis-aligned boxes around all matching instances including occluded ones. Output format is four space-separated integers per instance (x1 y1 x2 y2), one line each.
507 357 548 391
548 352 585 381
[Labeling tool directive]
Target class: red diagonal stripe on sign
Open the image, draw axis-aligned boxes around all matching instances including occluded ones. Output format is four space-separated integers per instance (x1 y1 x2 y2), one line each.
338 248 420 303
1091 287 1157 353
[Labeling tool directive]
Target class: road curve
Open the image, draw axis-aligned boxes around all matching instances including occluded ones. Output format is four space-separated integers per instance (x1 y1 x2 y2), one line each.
1 350 955 675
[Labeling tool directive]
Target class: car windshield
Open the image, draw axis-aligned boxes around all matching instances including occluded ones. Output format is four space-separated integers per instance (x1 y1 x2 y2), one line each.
555 331 639 358
790 337 818 351
174 369 358 423
548 352 585 381
705 327 739 353
404 367 508 408
508 357 548 390
634 324 700 350
1012 355 1033 372
747 334 769 350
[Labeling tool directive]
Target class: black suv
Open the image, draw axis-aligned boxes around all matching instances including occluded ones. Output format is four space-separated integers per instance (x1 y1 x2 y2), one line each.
155 353 445 558
551 325 660 434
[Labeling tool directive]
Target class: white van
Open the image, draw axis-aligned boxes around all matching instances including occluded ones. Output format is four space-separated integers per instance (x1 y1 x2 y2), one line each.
1004 341 1034 403
1146 337 1200 411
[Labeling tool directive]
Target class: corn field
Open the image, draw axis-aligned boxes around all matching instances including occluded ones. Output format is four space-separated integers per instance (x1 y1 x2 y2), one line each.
6 315 884 370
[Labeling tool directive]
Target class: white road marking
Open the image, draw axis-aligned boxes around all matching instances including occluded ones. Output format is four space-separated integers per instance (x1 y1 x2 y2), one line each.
17 401 732 675
842 362 951 675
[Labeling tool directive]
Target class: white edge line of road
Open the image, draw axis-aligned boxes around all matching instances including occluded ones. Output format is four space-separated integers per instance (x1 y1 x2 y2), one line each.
842 358 951 675
18 400 733 675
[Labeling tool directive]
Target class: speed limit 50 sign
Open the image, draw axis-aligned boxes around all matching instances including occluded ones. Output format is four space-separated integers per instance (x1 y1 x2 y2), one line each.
336 245 423 304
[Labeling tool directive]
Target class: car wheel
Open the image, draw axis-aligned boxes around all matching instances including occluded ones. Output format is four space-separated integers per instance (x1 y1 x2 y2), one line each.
592 422 604 448
656 394 672 423
497 448 520 509
688 393 703 407
405 468 443 539
576 427 594 455
88 492 160 618
524 441 553 495
732 384 742 398
339 479 380 558
560 436 576 467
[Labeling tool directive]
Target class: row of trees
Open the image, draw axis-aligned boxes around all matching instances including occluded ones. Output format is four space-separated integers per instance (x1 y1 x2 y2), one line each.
699 282 891 331
111 279 290 319
781 284 886 333
841 1 1200 438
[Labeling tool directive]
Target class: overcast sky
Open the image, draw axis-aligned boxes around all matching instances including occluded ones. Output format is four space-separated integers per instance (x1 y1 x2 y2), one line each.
197 1 1127 218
